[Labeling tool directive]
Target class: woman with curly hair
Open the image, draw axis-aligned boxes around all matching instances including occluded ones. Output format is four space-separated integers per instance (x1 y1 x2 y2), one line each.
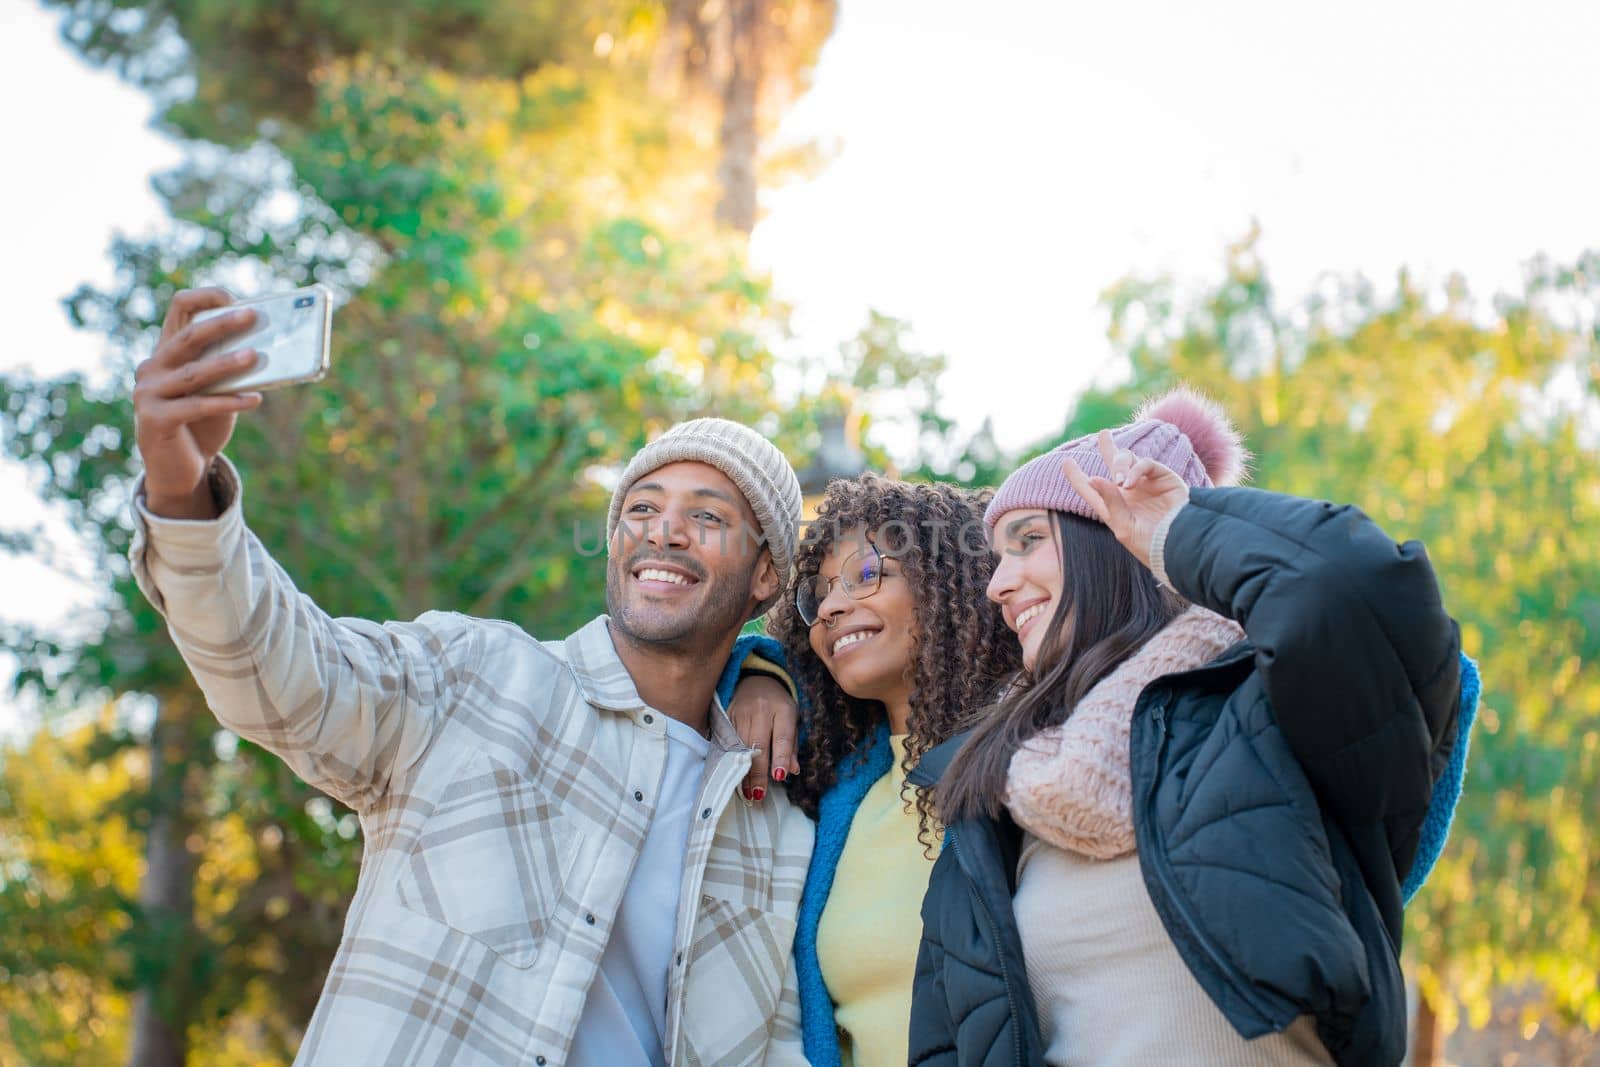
765 473 1022 1067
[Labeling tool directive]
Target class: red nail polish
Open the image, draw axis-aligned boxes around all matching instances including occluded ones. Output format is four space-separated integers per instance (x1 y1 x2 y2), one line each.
772 767 787 782
751 788 765 803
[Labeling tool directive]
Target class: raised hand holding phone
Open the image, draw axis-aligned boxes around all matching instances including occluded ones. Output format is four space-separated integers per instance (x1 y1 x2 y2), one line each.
193 285 331 396
133 288 267 520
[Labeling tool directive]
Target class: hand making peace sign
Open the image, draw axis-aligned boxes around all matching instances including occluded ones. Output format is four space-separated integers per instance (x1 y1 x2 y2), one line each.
1061 429 1192 572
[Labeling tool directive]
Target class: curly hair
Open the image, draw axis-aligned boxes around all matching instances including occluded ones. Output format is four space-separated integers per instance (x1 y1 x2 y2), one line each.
768 473 1023 848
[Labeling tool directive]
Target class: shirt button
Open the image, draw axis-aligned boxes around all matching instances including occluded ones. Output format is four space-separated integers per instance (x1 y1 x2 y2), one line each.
536 1058 547 1066
676 952 684 965
643 713 654 725
700 807 711 820
634 790 644 802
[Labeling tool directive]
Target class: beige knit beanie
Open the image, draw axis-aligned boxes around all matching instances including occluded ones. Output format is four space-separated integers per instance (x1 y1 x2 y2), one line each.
607 418 803 619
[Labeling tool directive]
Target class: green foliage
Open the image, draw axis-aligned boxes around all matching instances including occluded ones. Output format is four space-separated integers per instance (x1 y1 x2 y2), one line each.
0 706 141 1062
47 0 837 161
1058 235 1600 1034
0 1 875 1062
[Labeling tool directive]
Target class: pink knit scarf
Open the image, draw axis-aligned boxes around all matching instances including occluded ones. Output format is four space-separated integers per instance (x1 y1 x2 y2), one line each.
1004 606 1245 860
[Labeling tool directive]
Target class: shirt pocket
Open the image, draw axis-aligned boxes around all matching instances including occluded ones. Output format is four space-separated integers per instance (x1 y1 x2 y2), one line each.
396 750 580 969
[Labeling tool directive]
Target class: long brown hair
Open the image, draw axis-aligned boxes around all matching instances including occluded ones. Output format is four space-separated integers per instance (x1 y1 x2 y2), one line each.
936 510 1185 825
768 474 1022 846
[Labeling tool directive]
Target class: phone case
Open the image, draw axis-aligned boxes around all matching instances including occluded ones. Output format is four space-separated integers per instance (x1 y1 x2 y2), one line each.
195 284 333 395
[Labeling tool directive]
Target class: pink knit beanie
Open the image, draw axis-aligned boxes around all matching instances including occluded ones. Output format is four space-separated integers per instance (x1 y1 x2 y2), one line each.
984 387 1249 530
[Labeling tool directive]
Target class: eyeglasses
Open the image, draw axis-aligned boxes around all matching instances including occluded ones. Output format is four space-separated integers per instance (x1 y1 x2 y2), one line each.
795 542 897 627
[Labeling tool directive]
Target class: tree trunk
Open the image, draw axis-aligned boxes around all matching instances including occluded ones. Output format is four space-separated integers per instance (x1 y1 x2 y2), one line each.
126 702 202 1067
716 0 763 235
1412 986 1444 1067
650 0 704 96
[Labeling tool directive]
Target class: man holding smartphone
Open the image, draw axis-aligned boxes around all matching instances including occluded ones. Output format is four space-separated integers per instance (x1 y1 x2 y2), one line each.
130 289 813 1067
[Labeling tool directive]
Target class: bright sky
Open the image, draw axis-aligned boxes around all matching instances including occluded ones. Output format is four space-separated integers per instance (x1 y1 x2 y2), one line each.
3 0 1598 723
753 0 1600 450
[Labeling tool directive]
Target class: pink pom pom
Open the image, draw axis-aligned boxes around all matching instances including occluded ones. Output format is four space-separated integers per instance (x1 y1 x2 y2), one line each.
1135 387 1249 486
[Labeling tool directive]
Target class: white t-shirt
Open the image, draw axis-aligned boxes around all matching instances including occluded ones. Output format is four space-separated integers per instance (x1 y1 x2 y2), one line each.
1013 836 1333 1066
569 714 710 1067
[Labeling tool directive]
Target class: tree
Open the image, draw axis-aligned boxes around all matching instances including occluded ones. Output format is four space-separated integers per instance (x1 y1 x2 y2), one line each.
3 2 838 1063
48 0 836 238
773 308 998 486
650 0 838 234
0 705 141 1065
1058 235 1600 1062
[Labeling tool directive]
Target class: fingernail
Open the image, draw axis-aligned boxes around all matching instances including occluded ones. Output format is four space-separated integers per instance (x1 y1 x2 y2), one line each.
751 788 765 803
772 767 786 782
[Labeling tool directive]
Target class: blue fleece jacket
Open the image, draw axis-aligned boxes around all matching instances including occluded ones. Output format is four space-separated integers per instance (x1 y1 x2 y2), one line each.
716 632 787 713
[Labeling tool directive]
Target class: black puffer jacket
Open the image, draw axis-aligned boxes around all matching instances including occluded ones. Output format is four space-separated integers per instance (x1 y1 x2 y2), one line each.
908 487 1464 1067
907 748 1043 1067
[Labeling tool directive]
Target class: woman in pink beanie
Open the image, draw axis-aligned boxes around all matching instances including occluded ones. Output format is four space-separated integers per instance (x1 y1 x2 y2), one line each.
906 388 1475 1067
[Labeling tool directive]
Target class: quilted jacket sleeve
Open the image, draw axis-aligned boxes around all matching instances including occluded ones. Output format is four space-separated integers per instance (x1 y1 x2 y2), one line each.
1161 486 1463 874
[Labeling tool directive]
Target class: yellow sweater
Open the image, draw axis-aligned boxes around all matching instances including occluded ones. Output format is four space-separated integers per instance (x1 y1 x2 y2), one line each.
815 734 939 1067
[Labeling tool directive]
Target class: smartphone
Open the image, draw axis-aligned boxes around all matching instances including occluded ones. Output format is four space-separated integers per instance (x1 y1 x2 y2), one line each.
195 284 333 395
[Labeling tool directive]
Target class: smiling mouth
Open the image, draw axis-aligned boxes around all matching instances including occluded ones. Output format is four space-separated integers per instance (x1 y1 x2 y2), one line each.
1014 602 1049 635
632 565 700 590
831 629 879 656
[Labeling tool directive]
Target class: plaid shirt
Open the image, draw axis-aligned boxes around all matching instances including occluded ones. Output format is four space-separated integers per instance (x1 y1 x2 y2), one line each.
130 459 814 1067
